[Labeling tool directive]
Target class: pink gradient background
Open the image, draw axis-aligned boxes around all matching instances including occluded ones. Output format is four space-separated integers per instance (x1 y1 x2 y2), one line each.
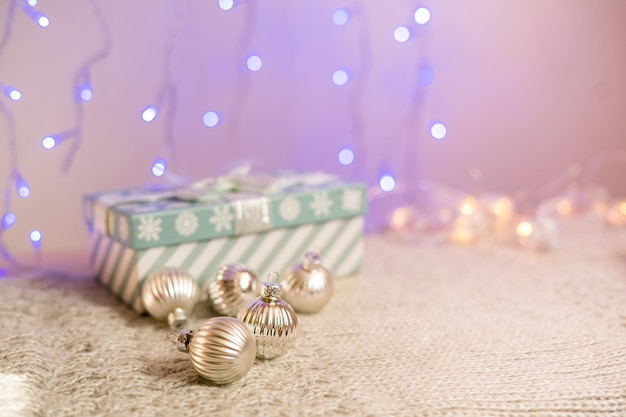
1 1 625 262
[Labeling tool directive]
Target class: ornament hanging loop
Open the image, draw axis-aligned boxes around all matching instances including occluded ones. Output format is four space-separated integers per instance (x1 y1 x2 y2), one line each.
266 271 279 283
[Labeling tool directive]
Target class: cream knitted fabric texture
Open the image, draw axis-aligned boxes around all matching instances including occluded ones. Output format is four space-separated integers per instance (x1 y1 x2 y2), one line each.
1 216 625 417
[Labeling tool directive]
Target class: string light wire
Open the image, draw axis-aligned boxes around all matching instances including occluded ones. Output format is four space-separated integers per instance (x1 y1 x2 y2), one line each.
145 0 187 176
55 0 113 172
227 0 258 148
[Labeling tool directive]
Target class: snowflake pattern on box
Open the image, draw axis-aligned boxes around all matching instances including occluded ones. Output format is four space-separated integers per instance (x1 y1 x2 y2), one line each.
279 196 301 221
175 210 199 236
118 216 129 242
341 188 362 212
137 215 162 242
310 192 333 217
209 206 234 232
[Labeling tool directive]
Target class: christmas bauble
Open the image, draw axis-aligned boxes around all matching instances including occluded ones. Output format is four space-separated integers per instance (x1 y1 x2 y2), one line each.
237 282 298 359
175 317 256 385
281 251 333 314
141 267 199 330
203 264 259 317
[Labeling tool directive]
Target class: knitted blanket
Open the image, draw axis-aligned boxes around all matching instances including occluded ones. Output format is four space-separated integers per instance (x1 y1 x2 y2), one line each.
1 216 625 416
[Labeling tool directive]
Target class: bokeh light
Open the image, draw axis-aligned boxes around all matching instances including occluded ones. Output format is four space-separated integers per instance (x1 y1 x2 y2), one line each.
332 9 350 26
202 111 220 128
379 174 396 192
430 122 447 140
393 26 410 43
42 136 57 150
332 69 349 86
218 0 234 10
151 159 167 177
246 55 263 72
338 147 355 166
142 106 158 122
414 7 431 25
1 212 16 229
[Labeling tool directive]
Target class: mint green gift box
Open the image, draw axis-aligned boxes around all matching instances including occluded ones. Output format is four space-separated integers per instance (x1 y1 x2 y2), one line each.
84 171 367 313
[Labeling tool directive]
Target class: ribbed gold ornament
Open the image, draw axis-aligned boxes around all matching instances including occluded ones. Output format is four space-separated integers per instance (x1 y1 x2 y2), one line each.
141 267 199 330
281 251 333 314
203 264 259 317
175 317 256 385
237 281 298 359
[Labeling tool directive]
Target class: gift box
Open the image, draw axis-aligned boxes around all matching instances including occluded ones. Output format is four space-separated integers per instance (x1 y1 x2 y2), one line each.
84 171 367 313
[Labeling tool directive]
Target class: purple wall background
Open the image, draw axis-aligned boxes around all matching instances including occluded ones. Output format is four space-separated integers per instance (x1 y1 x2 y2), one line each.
1 0 625 262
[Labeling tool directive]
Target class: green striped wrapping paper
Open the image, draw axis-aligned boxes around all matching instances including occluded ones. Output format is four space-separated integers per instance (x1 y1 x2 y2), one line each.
92 216 364 313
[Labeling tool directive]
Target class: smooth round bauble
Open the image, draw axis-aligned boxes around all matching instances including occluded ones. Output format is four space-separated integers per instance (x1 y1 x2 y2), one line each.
204 264 259 316
141 267 199 330
281 251 333 314
237 282 298 359
188 317 257 385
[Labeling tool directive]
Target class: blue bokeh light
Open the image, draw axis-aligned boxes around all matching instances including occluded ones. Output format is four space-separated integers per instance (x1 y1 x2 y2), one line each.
1 212 16 229
151 159 167 177
30 230 42 248
142 106 158 122
332 69 349 86
16 179 30 198
379 174 396 192
430 122 447 140
218 0 234 10
37 14 50 28
338 147 355 166
42 136 57 150
202 111 220 128
332 9 350 26
414 7 431 25
80 85 93 101
393 26 410 43
3 87 21 101
246 55 263 72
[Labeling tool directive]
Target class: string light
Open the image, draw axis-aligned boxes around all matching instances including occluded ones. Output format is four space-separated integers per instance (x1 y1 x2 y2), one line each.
218 0 234 11
2 86 21 101
414 7 431 25
41 135 58 150
142 105 159 122
29 230 42 249
151 158 167 177
246 54 263 72
393 26 410 43
379 174 396 192
79 83 93 101
21 6 50 28
332 9 350 26
1 212 16 229
15 176 30 198
0 0 20 269
332 69 349 86
338 147 355 166
141 1 186 175
40 0 113 173
430 122 447 140
25 0 37 6
202 111 220 128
